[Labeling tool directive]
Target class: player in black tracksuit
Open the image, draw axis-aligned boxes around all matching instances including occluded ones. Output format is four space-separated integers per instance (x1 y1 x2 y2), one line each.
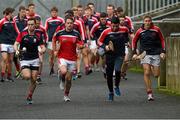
98 17 129 101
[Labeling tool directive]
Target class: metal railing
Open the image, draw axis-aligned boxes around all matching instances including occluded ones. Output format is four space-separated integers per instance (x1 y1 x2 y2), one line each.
128 0 180 19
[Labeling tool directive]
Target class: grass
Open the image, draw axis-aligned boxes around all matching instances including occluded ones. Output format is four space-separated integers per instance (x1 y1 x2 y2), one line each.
155 86 180 96
129 66 143 73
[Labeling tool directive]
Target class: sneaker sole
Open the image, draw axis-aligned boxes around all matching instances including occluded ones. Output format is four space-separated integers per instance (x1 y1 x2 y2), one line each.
148 98 154 101
115 94 121 96
59 86 64 90
26 101 33 105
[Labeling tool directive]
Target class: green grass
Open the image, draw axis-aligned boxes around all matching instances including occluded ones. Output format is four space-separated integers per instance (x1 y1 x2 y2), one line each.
155 87 180 96
129 67 143 73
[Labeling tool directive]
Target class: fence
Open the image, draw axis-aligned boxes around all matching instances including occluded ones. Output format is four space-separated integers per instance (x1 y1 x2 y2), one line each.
166 36 180 94
128 0 180 20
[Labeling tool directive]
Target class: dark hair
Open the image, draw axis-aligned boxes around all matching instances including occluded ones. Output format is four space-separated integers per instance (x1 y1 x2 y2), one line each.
107 4 115 10
26 8 29 11
143 15 152 21
19 6 26 12
87 2 95 6
100 12 107 18
51 6 58 12
28 17 36 23
65 9 74 17
28 3 35 7
3 10 5 15
118 13 126 18
4 7 15 15
77 4 83 8
111 16 120 24
116 7 123 12
84 6 92 11
65 15 74 22
35 17 41 21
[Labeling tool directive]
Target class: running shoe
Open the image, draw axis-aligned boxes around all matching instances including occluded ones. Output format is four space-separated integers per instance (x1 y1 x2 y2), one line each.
77 72 82 78
148 93 154 101
103 73 107 79
108 93 114 101
36 77 42 85
72 75 77 81
63 96 70 102
6 77 14 82
85 67 92 75
121 72 127 80
49 67 56 76
94 65 100 72
1 77 5 82
59 80 64 90
26 97 33 104
114 87 121 96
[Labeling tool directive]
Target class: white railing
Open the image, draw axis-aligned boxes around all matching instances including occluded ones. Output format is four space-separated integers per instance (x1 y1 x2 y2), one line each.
128 0 180 19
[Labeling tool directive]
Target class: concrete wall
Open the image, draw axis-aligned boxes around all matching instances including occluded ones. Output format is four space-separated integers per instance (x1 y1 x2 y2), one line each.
166 37 180 94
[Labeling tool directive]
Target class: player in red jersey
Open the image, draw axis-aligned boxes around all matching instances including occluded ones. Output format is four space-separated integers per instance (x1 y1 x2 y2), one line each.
52 16 84 102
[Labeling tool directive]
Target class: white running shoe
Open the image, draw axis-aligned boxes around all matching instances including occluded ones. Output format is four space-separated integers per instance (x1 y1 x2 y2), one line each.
59 80 64 90
148 94 154 101
94 64 100 72
63 96 70 102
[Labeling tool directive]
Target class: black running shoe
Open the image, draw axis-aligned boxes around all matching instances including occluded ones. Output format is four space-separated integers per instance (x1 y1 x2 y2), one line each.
6 77 14 82
26 97 33 104
36 77 42 84
1 77 5 82
77 72 82 78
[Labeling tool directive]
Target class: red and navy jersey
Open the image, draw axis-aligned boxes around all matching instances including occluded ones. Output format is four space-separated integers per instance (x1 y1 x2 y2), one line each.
55 19 85 41
27 13 42 24
74 19 85 41
45 16 64 42
93 12 100 20
36 25 48 43
84 15 98 31
98 27 129 56
132 24 165 55
75 16 87 39
13 15 27 32
53 29 83 61
90 21 111 40
124 16 134 33
55 23 65 32
106 16 115 22
16 29 44 60
0 17 19 45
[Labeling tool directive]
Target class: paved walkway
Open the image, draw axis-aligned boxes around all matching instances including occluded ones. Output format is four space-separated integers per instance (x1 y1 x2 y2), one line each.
0 59 180 119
